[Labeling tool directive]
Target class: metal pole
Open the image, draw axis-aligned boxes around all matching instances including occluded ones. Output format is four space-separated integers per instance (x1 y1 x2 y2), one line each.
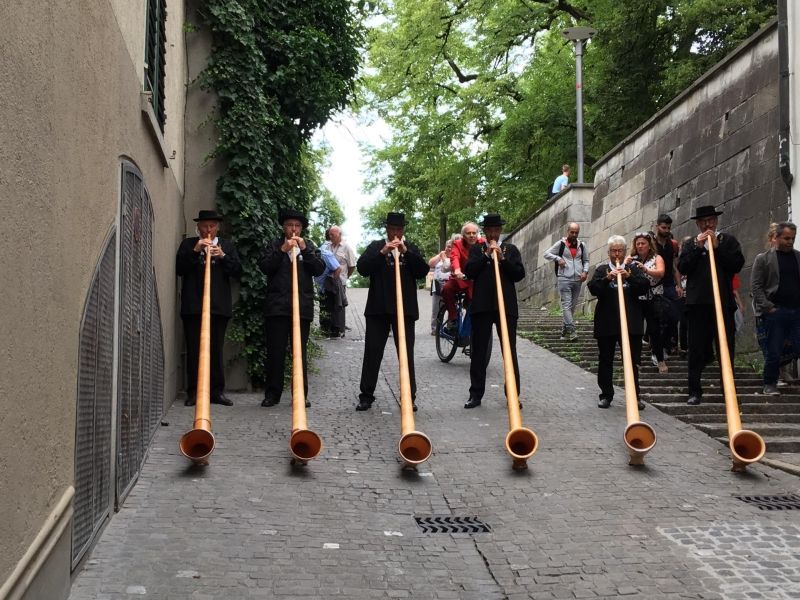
575 39 584 184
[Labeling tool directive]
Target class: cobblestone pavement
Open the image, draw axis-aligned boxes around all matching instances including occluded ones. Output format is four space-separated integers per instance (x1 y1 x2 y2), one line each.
70 289 800 600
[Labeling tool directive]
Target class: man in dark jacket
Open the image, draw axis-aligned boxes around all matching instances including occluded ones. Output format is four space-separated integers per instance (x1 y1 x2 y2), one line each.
355 212 429 411
176 210 242 406
588 235 650 409
259 208 325 408
751 222 800 396
678 205 745 405
463 213 526 409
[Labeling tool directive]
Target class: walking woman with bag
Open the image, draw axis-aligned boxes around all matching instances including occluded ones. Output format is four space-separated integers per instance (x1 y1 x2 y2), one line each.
625 232 668 374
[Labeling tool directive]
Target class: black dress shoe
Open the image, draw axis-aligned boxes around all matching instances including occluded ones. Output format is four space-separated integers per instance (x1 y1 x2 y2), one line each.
261 397 280 407
597 397 612 409
211 393 234 406
184 395 196 407
412 402 418 412
305 400 311 408
637 400 645 410
464 396 481 409
687 395 702 406
355 398 372 411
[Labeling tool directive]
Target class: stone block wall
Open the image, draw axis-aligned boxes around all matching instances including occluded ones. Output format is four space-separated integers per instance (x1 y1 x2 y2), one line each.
507 21 791 349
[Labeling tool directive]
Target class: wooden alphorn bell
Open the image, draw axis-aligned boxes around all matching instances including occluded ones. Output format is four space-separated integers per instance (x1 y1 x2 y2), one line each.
392 247 432 469
179 235 216 464
491 248 538 470
288 246 323 465
614 261 657 465
706 240 765 471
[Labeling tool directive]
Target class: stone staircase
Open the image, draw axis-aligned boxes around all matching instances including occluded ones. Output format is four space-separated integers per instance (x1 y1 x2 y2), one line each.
518 307 800 457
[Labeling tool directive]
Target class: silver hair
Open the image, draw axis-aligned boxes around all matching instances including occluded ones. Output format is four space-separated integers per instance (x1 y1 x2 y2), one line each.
607 235 626 249
461 222 478 236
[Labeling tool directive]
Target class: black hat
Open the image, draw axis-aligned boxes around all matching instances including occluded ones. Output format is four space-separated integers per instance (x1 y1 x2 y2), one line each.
193 209 224 222
691 205 723 220
385 212 406 227
480 213 506 227
279 208 309 228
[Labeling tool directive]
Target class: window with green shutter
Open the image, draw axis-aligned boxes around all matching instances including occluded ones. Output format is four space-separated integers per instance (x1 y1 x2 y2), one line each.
144 0 166 131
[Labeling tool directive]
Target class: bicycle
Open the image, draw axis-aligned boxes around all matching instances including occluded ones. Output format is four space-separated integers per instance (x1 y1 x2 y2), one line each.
435 291 472 362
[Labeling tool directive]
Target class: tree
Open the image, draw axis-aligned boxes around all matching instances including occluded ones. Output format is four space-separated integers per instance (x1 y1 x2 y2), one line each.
360 0 776 242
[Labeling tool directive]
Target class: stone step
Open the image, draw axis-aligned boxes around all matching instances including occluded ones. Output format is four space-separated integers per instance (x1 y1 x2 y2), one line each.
651 402 800 416
697 422 800 437
711 436 800 454
642 392 800 404
673 412 800 425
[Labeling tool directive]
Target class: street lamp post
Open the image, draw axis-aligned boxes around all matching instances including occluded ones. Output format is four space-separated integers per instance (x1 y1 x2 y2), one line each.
561 26 597 184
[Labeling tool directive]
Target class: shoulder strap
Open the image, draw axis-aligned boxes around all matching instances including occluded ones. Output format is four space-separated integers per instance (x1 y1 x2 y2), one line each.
555 241 566 275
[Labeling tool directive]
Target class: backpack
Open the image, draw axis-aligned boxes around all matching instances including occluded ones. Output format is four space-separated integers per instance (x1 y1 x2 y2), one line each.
555 240 585 275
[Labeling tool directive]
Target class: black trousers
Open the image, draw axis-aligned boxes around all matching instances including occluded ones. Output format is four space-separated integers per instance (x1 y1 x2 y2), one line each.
359 315 417 403
469 312 519 400
264 316 310 401
597 335 642 400
687 304 735 396
183 315 229 397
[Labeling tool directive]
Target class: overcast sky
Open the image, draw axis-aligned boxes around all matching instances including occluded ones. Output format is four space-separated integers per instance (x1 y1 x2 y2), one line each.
312 110 392 248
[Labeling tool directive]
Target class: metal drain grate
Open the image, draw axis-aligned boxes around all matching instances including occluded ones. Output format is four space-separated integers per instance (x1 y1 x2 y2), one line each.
735 494 800 510
415 516 491 533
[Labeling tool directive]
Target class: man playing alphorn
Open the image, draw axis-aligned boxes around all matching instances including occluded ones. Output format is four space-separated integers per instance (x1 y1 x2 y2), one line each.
463 213 525 409
355 212 429 412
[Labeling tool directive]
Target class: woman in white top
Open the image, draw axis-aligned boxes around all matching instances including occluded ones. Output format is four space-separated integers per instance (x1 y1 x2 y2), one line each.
428 234 461 334
625 232 667 373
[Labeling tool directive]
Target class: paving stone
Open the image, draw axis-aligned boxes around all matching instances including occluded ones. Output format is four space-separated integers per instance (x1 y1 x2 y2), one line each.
69 289 800 600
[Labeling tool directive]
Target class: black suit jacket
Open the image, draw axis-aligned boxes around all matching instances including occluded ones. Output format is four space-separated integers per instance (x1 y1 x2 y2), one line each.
678 233 744 308
357 239 428 320
259 239 325 321
463 242 525 317
588 263 649 338
176 237 241 317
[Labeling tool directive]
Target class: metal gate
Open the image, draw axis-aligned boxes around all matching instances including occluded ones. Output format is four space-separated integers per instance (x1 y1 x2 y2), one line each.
72 231 116 567
117 161 165 505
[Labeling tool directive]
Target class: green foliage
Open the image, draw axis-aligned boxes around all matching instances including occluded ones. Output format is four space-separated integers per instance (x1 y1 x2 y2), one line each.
198 0 362 383
361 0 775 244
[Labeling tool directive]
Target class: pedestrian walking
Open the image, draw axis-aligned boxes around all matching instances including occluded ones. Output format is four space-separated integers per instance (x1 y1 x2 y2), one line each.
653 214 683 355
319 225 356 338
751 222 800 396
543 222 589 339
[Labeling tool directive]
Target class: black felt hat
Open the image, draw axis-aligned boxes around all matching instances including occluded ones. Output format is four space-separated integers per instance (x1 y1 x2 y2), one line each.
690 205 723 220
193 210 224 222
480 213 506 227
385 212 406 227
279 208 309 228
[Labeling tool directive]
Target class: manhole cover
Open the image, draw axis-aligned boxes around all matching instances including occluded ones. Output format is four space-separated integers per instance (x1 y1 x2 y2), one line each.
414 516 491 533
735 494 800 510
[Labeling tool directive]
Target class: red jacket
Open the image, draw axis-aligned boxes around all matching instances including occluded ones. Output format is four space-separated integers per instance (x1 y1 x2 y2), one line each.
450 237 485 274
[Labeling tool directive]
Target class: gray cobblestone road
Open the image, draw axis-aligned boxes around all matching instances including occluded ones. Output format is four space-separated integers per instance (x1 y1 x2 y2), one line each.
70 289 800 600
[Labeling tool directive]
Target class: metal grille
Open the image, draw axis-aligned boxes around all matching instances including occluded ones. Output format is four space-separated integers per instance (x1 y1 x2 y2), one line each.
735 495 800 511
117 163 165 506
415 516 491 534
72 231 116 567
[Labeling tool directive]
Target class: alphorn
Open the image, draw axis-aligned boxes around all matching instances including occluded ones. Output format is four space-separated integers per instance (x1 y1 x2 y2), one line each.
614 261 656 465
392 247 432 469
706 240 765 470
491 249 538 470
288 246 323 465
179 236 216 464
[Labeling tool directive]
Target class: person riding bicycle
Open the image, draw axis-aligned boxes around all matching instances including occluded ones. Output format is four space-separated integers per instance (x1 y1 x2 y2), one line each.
441 222 484 334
